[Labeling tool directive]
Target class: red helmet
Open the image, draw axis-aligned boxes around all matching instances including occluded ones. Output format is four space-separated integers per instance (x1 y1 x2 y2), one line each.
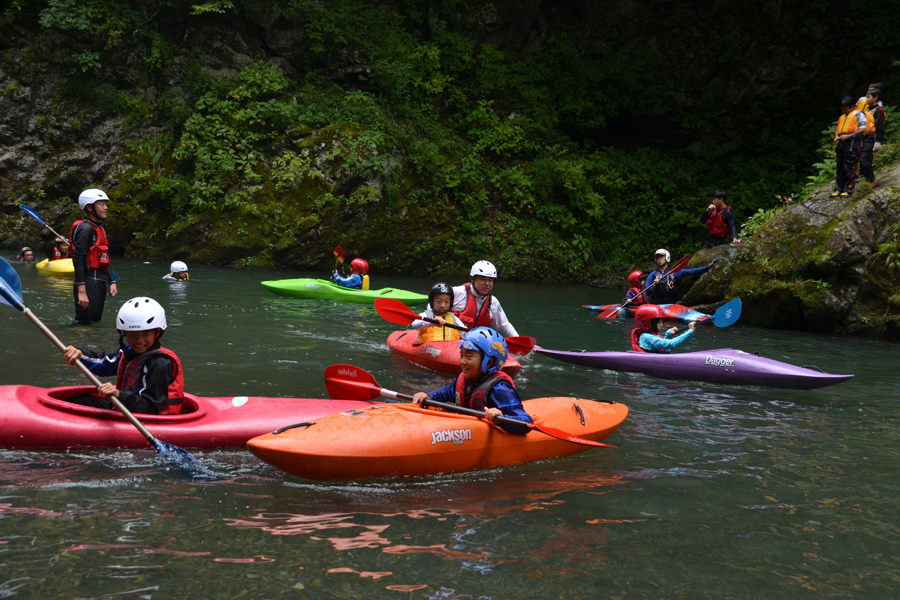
635 304 665 332
350 258 369 275
627 270 644 287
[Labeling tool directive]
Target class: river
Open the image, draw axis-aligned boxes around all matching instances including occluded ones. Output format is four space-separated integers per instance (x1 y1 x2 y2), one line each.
1 255 897 599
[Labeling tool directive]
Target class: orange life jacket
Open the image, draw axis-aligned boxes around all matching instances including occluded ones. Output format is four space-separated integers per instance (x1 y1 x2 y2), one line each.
456 283 493 329
115 347 184 415
454 370 516 411
856 100 878 135
631 328 668 353
706 205 733 238
69 219 110 270
836 112 861 136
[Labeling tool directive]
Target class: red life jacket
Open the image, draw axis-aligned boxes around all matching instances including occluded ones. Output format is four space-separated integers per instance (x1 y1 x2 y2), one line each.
115 347 184 415
453 370 516 411
631 328 669 353
626 287 647 306
50 245 72 261
456 283 493 329
69 219 110 270
706 206 733 238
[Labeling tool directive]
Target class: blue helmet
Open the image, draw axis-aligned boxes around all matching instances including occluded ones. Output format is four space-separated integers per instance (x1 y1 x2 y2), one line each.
458 326 507 375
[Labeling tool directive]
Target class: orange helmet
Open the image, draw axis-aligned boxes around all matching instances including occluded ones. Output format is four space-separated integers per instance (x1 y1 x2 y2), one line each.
627 270 645 287
635 304 665 332
350 258 369 275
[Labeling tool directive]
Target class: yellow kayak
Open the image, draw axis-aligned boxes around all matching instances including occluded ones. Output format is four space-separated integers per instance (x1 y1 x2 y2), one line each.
35 258 74 278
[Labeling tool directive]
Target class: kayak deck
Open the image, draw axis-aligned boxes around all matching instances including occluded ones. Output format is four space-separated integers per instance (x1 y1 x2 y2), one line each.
261 278 427 306
248 397 628 480
35 258 74 278
535 348 854 390
584 303 712 324
387 330 522 376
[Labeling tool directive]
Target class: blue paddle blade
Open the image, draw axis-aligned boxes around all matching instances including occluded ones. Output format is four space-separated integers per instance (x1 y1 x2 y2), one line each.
152 439 221 481
713 298 742 327
111 271 121 282
0 258 24 310
19 204 47 226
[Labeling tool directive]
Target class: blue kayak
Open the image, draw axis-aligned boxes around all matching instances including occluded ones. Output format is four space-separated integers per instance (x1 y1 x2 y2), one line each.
584 303 712 324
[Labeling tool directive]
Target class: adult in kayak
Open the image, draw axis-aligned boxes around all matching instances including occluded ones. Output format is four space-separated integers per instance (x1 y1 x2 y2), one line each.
412 282 462 343
15 247 35 262
62 297 184 415
621 270 649 306
646 249 712 305
42 237 72 260
450 260 519 337
163 261 189 282
332 258 369 290
631 305 697 353
70 189 117 324
412 327 532 434
699 190 740 249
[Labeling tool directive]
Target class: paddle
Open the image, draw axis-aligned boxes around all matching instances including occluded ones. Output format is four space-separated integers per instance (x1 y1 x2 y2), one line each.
323 364 614 448
333 246 345 276
669 298 742 334
0 257 217 480
20 205 120 281
373 298 537 357
597 254 691 320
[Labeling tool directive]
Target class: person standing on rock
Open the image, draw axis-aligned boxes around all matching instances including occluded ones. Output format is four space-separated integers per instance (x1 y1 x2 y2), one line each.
70 189 117 324
832 96 867 198
699 190 740 248
855 84 886 188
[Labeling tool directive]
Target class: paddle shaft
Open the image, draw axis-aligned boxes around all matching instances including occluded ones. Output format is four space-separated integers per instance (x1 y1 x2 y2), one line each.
21 307 158 444
599 255 691 318
378 387 548 430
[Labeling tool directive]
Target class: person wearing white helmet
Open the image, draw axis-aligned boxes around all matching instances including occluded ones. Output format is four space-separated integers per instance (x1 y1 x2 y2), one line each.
62 297 185 415
70 188 117 324
163 261 189 282
646 248 713 305
449 260 519 338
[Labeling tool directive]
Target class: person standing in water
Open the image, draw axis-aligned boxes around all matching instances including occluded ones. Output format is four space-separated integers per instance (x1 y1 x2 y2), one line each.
70 189 117 324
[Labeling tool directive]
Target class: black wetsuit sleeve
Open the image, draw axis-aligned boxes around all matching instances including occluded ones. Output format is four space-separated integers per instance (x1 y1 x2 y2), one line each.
725 208 738 239
699 208 713 223
117 355 173 415
72 222 93 285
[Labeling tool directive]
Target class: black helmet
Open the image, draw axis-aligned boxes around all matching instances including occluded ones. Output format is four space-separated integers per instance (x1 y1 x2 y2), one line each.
428 282 453 310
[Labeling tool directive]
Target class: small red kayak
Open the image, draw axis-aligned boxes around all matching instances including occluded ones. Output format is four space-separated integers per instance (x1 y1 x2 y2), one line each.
0 385 376 450
386 330 521 377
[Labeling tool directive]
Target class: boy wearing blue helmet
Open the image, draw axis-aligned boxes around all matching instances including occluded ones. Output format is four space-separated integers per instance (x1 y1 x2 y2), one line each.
412 327 532 434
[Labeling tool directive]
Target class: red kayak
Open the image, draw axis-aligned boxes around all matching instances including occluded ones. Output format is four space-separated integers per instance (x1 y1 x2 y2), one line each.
387 330 521 377
0 385 376 449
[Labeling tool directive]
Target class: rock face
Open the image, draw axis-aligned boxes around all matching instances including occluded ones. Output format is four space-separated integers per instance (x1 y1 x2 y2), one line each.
683 166 900 339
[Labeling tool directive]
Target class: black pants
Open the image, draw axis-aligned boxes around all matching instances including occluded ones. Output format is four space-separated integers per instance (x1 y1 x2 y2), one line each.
73 271 109 324
859 136 876 183
835 138 861 194
702 235 726 249
66 393 114 410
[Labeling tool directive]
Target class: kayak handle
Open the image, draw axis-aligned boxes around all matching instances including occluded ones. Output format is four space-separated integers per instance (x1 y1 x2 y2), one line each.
273 421 316 435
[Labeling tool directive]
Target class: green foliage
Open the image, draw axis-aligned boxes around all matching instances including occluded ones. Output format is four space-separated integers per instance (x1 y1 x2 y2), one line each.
877 223 900 271
71 50 101 72
190 1 234 15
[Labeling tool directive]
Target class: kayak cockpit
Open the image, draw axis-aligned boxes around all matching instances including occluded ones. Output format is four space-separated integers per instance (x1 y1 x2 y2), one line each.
38 386 207 422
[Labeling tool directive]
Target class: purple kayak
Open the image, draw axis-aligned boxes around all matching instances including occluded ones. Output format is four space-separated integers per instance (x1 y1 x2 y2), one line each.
535 348 853 390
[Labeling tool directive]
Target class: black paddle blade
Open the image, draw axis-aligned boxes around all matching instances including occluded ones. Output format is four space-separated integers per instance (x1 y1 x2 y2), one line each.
152 439 221 480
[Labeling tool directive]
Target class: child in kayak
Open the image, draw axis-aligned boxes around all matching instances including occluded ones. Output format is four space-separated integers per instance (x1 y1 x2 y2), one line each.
62 297 184 415
412 282 463 343
646 249 712 304
163 261 189 281
631 305 697 353
43 237 72 261
450 260 519 337
621 270 649 306
332 258 369 289
412 327 532 434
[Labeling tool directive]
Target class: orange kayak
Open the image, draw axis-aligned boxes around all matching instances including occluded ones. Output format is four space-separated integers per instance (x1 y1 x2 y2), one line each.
247 397 628 480
386 330 521 376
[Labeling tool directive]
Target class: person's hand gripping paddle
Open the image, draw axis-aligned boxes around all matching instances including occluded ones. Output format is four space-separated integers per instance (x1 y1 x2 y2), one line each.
333 246 345 276
0 257 217 480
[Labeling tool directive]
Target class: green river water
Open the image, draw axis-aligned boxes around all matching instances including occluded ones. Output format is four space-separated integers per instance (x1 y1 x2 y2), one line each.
0 255 898 599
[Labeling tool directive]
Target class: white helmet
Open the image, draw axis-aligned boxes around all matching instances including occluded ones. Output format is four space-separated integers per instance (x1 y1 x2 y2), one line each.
654 248 671 263
170 261 188 273
470 260 497 278
116 297 167 332
78 188 110 211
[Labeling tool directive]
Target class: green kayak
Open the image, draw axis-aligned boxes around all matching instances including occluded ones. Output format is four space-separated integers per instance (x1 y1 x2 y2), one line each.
261 278 428 306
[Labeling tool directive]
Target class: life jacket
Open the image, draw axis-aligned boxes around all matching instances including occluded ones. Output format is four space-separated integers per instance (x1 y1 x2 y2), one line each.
625 287 647 306
453 370 516 411
837 111 862 136
361 274 369 290
69 219 110 270
456 283 492 329
856 100 879 135
706 205 733 238
648 269 678 304
115 347 184 415
50 246 72 261
631 328 668 353
416 312 463 343
167 273 189 281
